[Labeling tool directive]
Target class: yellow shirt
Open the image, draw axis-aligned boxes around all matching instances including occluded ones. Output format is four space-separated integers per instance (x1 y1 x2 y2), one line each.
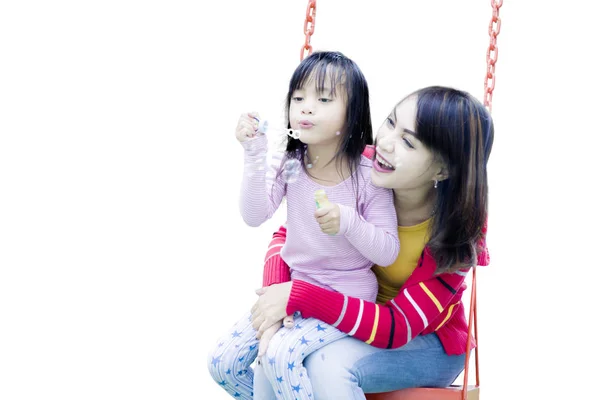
373 219 431 304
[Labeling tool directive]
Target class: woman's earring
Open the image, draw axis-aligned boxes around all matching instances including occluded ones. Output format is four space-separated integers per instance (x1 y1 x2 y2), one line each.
434 180 438 189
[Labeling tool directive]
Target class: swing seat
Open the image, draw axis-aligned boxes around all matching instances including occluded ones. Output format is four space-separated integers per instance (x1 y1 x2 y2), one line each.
366 385 479 400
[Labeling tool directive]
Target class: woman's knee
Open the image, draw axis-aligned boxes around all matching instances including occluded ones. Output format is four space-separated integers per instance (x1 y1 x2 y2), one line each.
306 348 352 380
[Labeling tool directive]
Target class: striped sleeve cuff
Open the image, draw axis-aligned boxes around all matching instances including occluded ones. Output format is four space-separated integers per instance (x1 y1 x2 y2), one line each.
286 280 345 325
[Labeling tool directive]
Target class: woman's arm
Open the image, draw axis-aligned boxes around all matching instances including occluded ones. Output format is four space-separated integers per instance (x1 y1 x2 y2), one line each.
253 242 489 349
286 243 489 349
262 225 291 286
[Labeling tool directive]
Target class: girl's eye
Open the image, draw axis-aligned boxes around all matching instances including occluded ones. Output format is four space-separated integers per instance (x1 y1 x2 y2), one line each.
386 117 395 128
403 137 415 149
319 98 332 103
292 97 303 102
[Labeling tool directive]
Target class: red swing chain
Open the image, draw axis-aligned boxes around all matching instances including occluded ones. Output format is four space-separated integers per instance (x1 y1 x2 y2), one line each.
463 2 503 398
297 2 501 399
300 0 317 61
483 0 503 113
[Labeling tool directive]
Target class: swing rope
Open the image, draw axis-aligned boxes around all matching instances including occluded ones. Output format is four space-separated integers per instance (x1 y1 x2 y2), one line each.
465 3 502 398
484 0 503 113
300 0 317 61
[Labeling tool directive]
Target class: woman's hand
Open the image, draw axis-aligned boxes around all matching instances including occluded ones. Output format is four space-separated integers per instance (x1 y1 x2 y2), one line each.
257 320 281 358
251 281 293 336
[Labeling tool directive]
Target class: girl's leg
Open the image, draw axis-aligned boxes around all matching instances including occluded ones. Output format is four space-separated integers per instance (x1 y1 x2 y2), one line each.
261 314 347 400
253 362 278 400
304 333 466 400
207 312 259 399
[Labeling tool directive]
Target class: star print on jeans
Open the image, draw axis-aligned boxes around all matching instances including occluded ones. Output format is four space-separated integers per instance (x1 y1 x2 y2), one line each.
300 336 310 345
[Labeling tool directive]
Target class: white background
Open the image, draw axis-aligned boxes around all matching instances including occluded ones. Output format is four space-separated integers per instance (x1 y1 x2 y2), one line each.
0 1 597 399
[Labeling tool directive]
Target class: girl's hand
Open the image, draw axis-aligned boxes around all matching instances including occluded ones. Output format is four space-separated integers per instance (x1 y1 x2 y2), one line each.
235 112 260 142
315 203 341 235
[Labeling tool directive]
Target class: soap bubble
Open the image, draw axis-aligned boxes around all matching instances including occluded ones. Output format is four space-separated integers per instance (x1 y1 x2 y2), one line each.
286 128 301 140
282 158 301 184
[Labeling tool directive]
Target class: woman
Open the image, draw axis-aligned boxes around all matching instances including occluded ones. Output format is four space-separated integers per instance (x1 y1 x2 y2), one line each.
251 86 494 399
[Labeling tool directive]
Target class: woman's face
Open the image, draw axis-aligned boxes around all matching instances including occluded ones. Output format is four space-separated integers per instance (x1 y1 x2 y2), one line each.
371 96 442 191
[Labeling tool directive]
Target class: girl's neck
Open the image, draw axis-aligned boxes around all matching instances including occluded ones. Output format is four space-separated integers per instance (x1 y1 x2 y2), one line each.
393 187 436 227
305 143 350 184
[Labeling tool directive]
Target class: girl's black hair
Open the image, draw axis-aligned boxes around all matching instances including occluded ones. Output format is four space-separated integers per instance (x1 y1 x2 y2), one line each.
281 51 373 201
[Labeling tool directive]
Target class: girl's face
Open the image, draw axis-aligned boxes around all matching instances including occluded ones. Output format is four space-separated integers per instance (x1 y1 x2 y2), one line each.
288 74 347 146
371 97 442 191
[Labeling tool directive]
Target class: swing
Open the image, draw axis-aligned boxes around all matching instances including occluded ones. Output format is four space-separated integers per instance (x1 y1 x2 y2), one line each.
297 1 502 399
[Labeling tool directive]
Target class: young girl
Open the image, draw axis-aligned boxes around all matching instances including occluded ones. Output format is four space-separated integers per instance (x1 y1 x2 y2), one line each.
208 51 400 400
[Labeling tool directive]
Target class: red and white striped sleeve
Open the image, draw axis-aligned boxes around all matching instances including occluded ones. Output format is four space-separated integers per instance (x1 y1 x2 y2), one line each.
262 225 291 287
286 247 487 349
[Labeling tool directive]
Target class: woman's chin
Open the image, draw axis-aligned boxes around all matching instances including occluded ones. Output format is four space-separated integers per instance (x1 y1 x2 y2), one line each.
371 169 395 189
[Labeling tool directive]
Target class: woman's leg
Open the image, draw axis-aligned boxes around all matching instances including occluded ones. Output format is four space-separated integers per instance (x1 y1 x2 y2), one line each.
304 333 466 400
207 312 259 399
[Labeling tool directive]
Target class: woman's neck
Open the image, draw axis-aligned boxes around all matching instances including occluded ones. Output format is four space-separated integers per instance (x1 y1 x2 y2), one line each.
393 187 436 227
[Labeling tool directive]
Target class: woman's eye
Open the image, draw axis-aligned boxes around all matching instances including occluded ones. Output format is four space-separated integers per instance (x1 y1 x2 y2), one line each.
386 117 395 127
403 138 415 149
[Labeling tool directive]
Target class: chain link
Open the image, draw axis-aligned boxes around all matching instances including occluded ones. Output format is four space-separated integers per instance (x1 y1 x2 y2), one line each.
300 0 317 61
484 0 503 112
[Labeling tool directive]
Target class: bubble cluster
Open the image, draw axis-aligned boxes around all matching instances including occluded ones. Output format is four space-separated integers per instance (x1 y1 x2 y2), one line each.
282 158 301 184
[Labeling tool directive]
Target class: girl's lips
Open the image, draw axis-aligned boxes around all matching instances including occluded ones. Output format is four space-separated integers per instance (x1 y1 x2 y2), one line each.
298 120 314 129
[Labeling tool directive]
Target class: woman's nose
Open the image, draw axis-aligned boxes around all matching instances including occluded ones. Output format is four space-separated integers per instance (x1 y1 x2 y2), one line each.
377 140 394 154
